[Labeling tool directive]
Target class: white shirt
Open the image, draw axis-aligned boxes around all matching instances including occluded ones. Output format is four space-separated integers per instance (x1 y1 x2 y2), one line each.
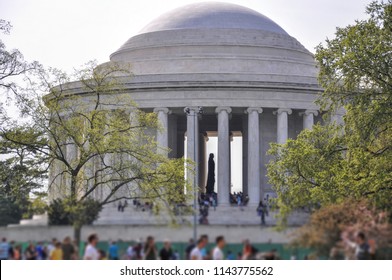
190 247 203 260
213 247 224 260
126 246 134 259
47 244 55 256
83 244 99 260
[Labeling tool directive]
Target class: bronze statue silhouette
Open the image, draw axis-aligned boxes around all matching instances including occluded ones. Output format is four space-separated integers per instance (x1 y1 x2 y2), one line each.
206 153 215 194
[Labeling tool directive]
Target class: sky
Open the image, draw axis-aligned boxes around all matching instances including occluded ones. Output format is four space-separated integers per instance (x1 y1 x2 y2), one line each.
1 0 372 192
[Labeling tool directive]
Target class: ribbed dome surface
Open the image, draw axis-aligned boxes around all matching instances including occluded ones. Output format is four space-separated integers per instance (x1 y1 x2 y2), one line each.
138 2 288 35
109 2 318 88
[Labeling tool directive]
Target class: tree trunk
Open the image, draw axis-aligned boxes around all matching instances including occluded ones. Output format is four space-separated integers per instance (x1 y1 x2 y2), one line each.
73 224 82 257
70 175 82 256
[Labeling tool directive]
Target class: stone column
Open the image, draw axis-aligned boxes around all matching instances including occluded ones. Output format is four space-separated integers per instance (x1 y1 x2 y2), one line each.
242 116 248 196
246 107 263 206
215 107 232 206
154 107 171 155
301 110 318 130
186 108 199 195
275 108 292 144
199 132 207 193
177 131 185 158
168 114 178 158
230 132 233 194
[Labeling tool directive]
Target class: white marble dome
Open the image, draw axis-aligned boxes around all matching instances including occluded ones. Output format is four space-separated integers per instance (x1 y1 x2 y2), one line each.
109 2 318 88
138 2 288 35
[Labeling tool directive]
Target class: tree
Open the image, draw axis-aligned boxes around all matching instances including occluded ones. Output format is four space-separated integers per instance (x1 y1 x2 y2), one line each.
291 199 392 259
0 20 47 225
315 0 392 211
267 124 348 224
0 136 47 225
267 1 392 224
0 19 40 96
48 198 101 226
0 61 190 243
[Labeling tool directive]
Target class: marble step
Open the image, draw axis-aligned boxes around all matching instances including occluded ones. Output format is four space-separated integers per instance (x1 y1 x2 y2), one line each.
94 205 309 226
17 214 48 226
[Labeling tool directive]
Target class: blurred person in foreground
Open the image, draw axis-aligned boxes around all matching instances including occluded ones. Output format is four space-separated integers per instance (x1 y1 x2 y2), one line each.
72 239 80 259
133 239 143 260
47 238 57 257
0 238 10 260
108 241 119 260
50 242 63 260
226 250 235 260
263 248 280 260
84 234 99 260
185 238 195 260
62 236 76 260
173 250 180 260
343 232 371 260
190 235 208 260
212 236 226 260
99 249 108 260
242 239 258 260
159 239 174 260
144 236 158 260
13 244 22 260
35 241 47 260
8 240 15 260
25 242 38 260
126 243 134 260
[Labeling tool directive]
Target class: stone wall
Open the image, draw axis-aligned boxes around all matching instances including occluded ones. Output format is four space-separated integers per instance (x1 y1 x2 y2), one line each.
1 225 295 243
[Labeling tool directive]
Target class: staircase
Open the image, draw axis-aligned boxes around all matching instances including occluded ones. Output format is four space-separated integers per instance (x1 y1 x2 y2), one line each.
94 204 309 226
94 204 174 225
7 214 49 227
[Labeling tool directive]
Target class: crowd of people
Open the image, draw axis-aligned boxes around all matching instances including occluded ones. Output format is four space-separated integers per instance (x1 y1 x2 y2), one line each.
97 234 281 260
116 199 156 214
0 234 278 260
113 194 272 227
229 191 249 207
198 192 271 226
0 231 379 260
0 237 77 260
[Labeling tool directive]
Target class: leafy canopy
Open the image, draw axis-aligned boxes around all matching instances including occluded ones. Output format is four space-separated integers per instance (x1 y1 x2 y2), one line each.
267 1 392 224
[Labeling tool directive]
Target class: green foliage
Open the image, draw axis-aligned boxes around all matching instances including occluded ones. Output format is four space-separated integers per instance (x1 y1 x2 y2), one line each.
267 1 392 225
0 195 23 226
267 124 347 222
24 192 48 218
0 138 47 224
0 21 47 225
48 198 71 225
316 0 391 109
48 198 102 226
